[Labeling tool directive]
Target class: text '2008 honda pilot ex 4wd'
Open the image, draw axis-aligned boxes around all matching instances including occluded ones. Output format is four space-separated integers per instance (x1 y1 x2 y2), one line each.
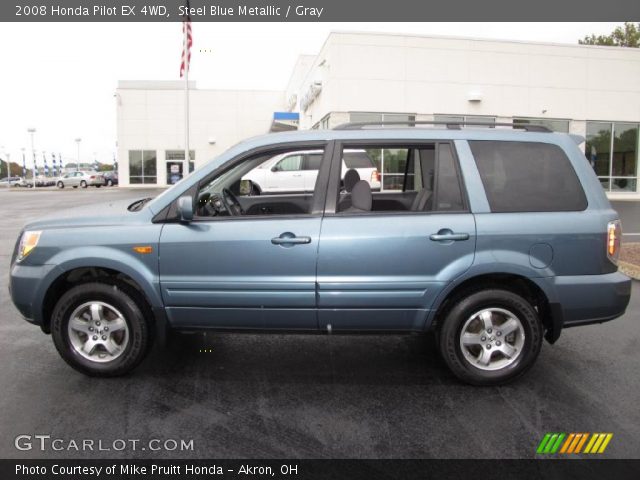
9 122 632 385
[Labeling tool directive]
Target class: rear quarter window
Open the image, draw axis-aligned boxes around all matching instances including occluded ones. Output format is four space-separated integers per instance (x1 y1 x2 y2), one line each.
469 141 587 212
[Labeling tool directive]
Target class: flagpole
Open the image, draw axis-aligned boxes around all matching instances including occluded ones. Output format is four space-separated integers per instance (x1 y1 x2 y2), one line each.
183 26 190 182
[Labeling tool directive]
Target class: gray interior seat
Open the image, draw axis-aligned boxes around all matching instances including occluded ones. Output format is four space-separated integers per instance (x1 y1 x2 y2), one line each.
345 180 372 213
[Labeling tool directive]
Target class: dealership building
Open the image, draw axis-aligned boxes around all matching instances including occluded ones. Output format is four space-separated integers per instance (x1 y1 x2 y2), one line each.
116 31 640 198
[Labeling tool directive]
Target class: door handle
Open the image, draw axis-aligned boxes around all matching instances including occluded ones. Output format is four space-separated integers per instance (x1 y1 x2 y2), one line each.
271 232 312 246
429 230 470 242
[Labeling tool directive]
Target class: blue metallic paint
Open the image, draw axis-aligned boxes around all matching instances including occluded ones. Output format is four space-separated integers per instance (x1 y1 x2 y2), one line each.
9 128 632 340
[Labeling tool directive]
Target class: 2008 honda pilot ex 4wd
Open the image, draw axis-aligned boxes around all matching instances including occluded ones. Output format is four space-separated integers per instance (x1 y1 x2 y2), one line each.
9 122 632 385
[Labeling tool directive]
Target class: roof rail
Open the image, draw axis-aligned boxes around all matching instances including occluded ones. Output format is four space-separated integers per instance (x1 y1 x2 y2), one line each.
333 120 552 133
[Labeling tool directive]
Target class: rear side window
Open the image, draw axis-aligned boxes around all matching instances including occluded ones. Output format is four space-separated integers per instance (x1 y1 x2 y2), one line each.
469 141 587 212
343 151 375 168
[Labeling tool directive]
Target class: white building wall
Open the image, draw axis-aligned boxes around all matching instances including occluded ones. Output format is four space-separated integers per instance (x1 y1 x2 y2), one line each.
116 81 284 186
299 32 640 128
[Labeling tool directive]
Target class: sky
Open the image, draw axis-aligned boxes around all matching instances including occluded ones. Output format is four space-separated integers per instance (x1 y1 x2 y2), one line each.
0 22 623 168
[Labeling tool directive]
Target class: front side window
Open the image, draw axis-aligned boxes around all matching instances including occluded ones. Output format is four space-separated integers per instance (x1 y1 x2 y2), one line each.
195 147 325 219
470 141 587 212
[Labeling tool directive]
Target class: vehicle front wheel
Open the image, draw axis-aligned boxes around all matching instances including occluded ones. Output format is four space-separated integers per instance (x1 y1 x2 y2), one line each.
80 180 88 188
438 288 543 386
107 179 113 186
95 185 101 188
57 181 64 189
51 282 152 377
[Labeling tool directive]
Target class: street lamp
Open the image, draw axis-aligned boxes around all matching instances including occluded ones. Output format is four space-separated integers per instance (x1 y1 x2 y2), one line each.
0 146 7 187
27 128 36 188
75 138 81 171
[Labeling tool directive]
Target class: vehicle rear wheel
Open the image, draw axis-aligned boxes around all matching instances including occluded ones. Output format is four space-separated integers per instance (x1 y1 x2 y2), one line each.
438 289 543 386
57 181 64 189
80 180 87 188
96 185 101 188
51 282 152 376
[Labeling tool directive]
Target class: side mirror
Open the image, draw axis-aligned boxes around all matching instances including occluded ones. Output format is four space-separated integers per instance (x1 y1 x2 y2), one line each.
239 179 252 196
177 195 194 222
271 165 280 172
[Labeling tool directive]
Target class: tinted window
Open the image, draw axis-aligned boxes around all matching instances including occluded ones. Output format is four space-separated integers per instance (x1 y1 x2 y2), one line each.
435 143 464 211
470 141 587 212
304 153 323 171
343 152 375 169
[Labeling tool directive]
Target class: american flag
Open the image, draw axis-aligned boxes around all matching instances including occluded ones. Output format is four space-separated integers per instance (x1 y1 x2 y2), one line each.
179 1 192 78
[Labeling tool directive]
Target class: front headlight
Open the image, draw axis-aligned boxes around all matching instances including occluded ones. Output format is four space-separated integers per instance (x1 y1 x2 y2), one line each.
17 230 42 262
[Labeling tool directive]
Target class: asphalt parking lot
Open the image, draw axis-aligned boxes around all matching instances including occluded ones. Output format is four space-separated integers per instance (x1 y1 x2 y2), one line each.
0 188 639 459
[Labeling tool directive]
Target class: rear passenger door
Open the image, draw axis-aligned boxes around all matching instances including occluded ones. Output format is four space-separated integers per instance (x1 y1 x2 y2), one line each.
316 141 476 331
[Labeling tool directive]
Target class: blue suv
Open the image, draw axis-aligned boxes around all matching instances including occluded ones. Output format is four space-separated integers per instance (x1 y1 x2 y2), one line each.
9 122 632 385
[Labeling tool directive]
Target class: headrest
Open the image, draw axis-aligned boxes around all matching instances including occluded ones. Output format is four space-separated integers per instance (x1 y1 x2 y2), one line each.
343 169 360 192
351 180 372 212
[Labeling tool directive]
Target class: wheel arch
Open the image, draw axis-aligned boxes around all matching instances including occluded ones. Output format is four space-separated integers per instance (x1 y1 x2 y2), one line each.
40 260 163 335
428 272 561 344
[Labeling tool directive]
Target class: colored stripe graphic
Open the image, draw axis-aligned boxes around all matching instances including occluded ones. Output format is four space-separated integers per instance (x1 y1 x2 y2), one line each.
537 433 612 454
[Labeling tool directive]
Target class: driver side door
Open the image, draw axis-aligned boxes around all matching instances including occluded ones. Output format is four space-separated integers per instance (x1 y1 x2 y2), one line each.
158 142 332 330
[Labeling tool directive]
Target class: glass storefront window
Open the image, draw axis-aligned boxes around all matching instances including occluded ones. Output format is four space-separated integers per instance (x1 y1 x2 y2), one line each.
129 150 157 184
434 115 495 128
513 117 569 133
349 112 416 127
586 121 639 192
612 123 638 177
586 122 612 177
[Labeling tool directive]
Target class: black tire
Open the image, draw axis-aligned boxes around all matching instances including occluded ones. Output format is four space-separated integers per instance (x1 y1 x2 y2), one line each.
438 289 543 386
80 180 87 188
96 185 101 188
107 179 113 187
51 282 152 377
57 181 64 189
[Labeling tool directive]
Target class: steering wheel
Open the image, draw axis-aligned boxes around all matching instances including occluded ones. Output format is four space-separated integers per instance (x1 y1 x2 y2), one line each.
222 188 244 216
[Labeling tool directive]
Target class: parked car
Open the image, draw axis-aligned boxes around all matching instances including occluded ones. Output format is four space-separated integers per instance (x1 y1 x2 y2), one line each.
0 176 23 187
35 175 56 187
102 171 119 187
242 149 381 194
9 122 631 384
56 170 105 188
17 177 34 188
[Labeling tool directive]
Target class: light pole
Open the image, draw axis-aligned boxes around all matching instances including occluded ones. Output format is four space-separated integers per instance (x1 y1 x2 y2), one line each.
27 128 36 188
0 146 8 187
75 138 81 171
21 148 26 181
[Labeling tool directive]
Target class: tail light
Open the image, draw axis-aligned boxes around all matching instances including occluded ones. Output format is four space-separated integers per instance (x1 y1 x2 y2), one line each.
371 170 380 183
90 176 95 180
607 220 622 265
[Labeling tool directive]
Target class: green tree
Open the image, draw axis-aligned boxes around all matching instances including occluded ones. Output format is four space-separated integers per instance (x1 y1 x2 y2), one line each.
579 22 640 47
